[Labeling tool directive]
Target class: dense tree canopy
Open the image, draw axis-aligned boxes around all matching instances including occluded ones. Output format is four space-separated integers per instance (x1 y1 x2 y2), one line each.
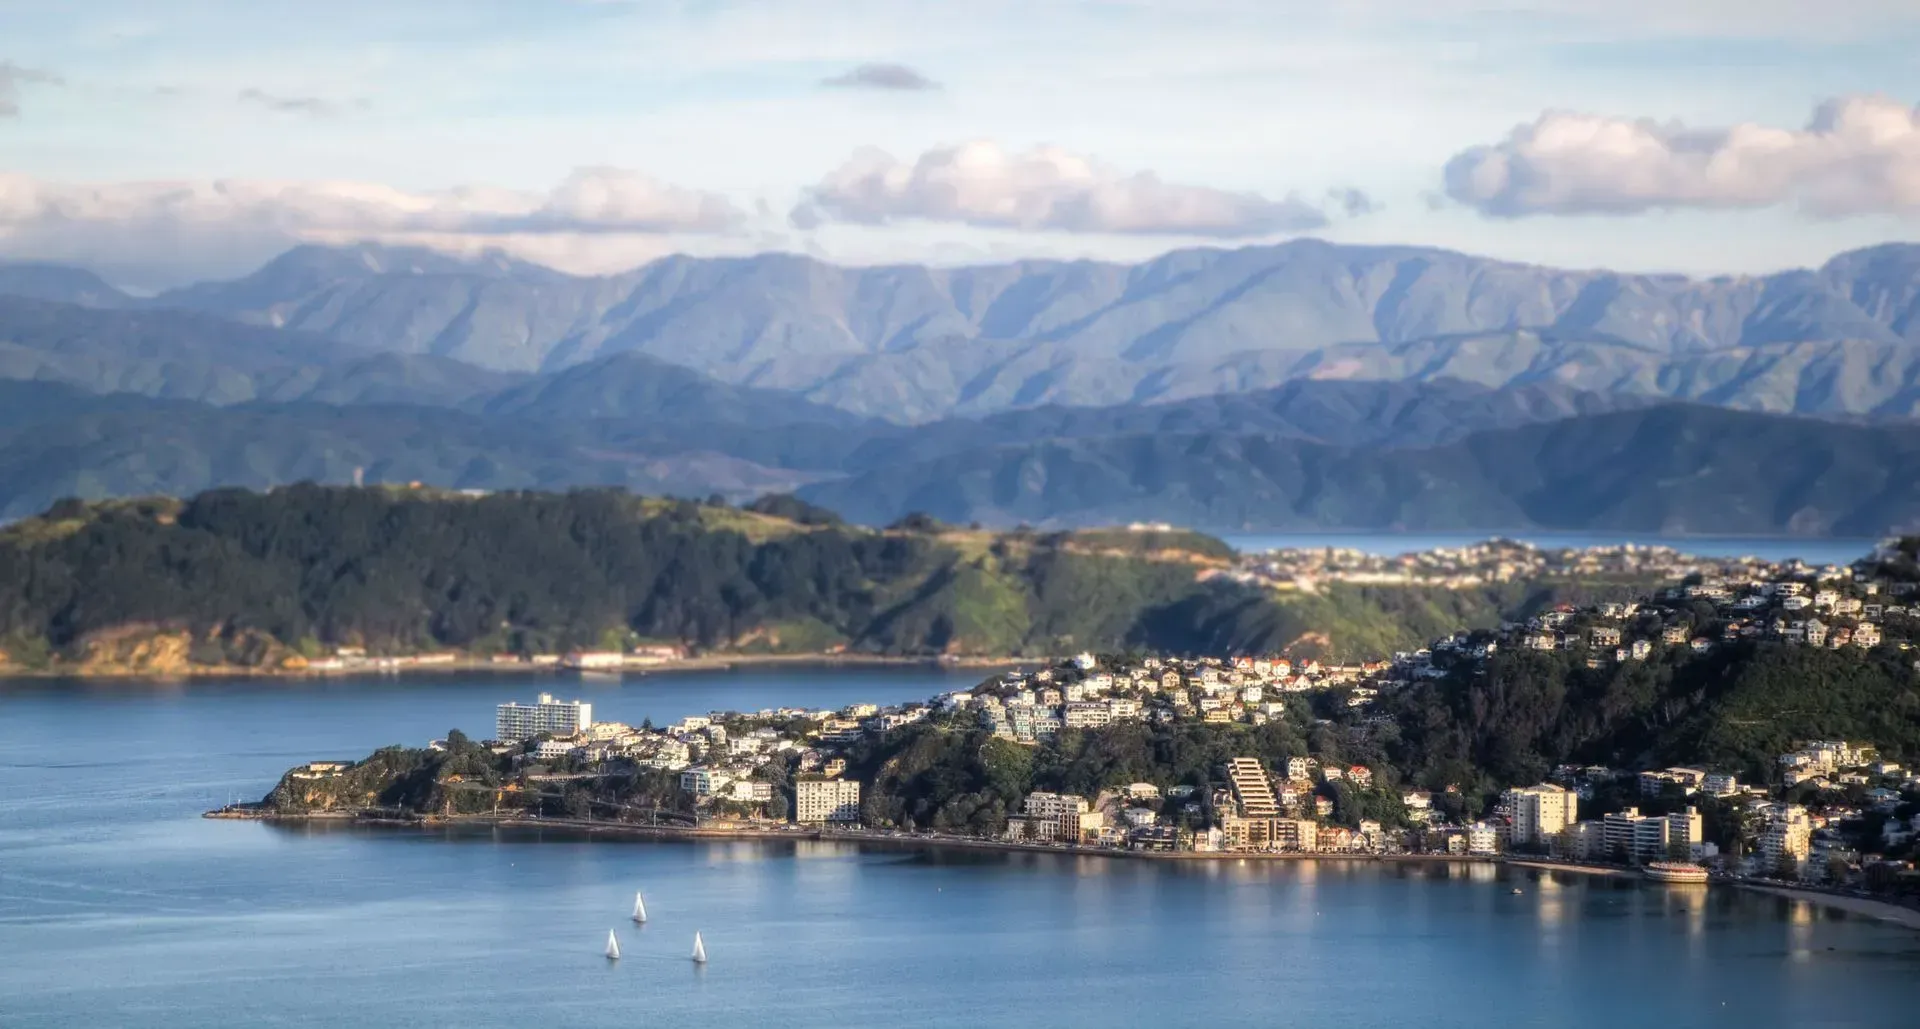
1374 641 1920 793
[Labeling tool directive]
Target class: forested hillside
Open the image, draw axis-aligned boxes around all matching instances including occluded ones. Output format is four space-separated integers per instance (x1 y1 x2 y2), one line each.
1371 642 1920 793
0 486 1632 674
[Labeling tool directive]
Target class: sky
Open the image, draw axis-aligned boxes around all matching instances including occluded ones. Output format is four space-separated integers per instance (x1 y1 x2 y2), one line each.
2 0 1919 290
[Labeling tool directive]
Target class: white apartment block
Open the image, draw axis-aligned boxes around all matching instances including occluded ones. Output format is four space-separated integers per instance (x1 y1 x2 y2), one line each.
1761 807 1813 873
1504 784 1579 847
1024 791 1098 841
1603 807 1668 862
680 768 729 797
496 693 593 742
1668 807 1703 854
1226 758 1279 817
795 778 863 824
1063 702 1113 729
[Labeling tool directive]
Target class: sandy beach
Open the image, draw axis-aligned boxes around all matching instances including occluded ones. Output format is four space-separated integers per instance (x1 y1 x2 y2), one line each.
1736 883 1920 931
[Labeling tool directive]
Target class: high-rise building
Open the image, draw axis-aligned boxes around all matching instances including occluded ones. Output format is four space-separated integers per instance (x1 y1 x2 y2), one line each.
1631 816 1671 862
495 692 593 742
1760 807 1812 874
1504 784 1579 848
1667 806 1703 858
1602 807 1676 863
795 778 863 824
1226 758 1278 817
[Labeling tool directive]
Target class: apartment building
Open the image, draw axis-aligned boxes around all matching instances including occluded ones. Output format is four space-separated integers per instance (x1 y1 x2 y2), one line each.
795 778 863 824
1227 758 1278 817
1761 807 1813 874
1504 784 1579 848
495 693 594 742
1668 807 1703 857
1023 791 1100 843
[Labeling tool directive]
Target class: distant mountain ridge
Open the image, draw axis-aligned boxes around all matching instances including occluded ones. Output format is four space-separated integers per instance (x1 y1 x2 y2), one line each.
112 239 1920 422
7 239 1920 421
5 242 1920 532
799 404 1920 535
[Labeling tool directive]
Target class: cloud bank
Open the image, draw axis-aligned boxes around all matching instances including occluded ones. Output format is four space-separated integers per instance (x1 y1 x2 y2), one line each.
1445 95 1920 218
793 141 1351 237
819 63 940 91
0 167 745 288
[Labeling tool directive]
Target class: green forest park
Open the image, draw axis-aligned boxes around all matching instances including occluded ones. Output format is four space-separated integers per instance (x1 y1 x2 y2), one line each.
0 484 1650 674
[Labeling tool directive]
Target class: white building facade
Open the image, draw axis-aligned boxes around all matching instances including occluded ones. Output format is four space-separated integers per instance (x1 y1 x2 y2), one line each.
496 693 593 742
795 779 862 824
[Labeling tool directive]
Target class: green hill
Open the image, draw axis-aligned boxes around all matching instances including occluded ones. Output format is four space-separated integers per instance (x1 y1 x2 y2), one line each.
0 486 1639 675
1373 641 1920 793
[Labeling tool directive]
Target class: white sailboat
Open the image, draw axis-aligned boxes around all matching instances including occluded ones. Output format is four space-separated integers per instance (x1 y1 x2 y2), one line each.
604 930 622 960
631 891 648 924
690 931 707 965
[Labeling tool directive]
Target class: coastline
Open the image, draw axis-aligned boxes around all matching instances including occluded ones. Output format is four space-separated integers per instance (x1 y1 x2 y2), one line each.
0 651 1023 684
1734 882 1920 931
209 808 1627 876
206 811 1920 932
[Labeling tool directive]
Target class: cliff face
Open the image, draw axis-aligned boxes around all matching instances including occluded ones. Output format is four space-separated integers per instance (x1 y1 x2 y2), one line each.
263 742 516 817
53 624 303 675
71 626 195 674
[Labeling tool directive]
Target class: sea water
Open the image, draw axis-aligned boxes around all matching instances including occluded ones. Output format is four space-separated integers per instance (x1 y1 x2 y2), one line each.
2 668 1916 1028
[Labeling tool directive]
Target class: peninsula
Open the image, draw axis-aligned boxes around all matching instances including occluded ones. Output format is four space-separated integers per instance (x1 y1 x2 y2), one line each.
234 538 1920 916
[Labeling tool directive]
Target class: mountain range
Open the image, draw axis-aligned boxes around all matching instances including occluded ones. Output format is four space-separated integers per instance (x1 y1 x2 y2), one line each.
4 239 1920 532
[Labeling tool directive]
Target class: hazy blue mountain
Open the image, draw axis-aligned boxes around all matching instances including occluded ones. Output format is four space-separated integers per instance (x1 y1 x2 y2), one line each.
5 367 1916 535
0 296 524 408
481 350 866 427
835 378 1661 472
0 296 348 404
141 239 1920 421
0 383 815 521
798 404 1920 536
0 261 134 308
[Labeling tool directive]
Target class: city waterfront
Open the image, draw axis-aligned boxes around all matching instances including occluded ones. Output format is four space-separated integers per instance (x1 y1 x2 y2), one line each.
3 668 1918 1028
1220 531 1880 566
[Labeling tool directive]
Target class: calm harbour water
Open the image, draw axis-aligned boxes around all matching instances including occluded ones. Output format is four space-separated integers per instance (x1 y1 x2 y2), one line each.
1220 532 1879 566
3 666 1917 1028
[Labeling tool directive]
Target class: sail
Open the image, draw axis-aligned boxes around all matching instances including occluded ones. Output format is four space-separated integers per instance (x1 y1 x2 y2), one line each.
632 891 648 923
691 931 707 964
605 930 621 960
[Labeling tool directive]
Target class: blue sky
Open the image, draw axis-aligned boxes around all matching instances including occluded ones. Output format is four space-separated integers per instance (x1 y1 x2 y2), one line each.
2 0 1918 288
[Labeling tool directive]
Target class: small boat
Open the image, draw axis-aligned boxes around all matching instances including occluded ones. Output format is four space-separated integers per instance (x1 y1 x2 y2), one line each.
631 891 648 924
691 931 708 965
1511 887 1523 895
604 930 621 961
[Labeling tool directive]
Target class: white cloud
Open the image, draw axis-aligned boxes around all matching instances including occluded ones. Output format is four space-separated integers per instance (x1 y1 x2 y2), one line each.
793 141 1353 237
0 167 747 289
1445 95 1920 218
